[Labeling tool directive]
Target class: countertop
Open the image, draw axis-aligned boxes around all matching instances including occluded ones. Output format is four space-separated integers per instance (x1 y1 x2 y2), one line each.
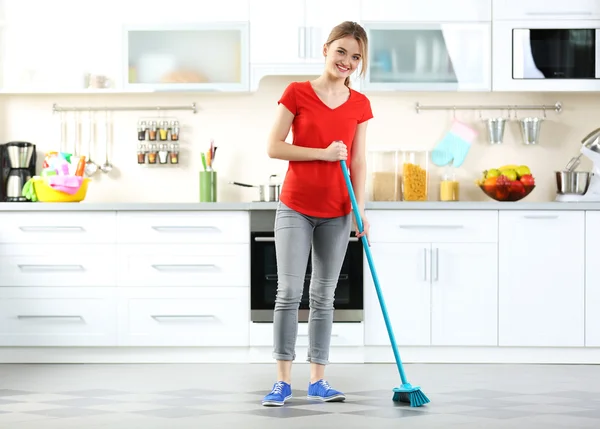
1 201 600 211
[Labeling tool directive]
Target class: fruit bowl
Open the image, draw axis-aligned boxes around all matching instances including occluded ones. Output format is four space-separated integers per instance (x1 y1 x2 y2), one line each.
479 183 535 202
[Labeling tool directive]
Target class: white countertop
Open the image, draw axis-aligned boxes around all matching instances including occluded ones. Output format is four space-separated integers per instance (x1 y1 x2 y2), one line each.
1 201 600 211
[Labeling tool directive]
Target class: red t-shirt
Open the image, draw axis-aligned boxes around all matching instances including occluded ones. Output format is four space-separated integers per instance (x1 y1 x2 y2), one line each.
277 81 373 218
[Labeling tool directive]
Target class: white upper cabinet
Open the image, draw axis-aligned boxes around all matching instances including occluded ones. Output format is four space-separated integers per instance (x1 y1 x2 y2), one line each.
249 0 361 90
493 0 600 20
360 0 491 91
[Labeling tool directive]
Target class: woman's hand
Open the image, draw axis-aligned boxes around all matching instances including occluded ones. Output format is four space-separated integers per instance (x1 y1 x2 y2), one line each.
320 141 348 162
354 212 370 246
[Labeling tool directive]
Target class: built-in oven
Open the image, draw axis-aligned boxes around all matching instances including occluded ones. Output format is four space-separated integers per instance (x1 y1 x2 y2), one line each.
493 3 600 91
249 209 364 323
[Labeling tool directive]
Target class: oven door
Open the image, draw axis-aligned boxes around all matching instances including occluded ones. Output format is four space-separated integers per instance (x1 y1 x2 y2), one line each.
250 231 364 323
493 20 600 91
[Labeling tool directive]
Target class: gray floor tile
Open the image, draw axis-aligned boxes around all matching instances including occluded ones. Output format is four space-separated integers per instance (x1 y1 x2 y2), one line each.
26 407 111 418
240 407 333 418
154 388 226 397
344 407 431 419
134 407 221 418
42 397 123 407
0 390 34 397
452 407 542 419
57 389 128 397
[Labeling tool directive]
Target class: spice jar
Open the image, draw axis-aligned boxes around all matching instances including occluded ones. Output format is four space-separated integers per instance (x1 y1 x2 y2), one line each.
148 143 158 164
137 121 147 140
170 120 179 141
148 121 157 141
159 121 169 141
158 143 169 164
169 142 180 164
440 170 459 201
137 143 147 164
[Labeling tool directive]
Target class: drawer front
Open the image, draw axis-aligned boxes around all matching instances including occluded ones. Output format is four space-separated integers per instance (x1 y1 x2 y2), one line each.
249 322 364 347
117 244 249 287
116 211 249 244
0 288 117 346
493 0 600 20
0 212 116 244
499 210 584 234
366 210 498 243
119 288 249 346
0 245 117 287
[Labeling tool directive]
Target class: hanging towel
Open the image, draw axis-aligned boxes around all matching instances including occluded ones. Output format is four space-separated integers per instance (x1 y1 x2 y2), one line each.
431 120 478 168
46 176 83 195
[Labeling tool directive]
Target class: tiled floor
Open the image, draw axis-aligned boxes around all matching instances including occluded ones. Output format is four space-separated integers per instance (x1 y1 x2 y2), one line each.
0 362 599 428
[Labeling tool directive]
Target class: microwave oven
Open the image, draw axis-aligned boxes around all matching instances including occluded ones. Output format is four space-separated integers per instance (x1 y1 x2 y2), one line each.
493 20 600 91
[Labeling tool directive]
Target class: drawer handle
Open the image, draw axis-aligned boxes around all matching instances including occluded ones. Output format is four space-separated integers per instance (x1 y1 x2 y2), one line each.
255 236 358 242
18 264 85 272
151 226 220 233
398 225 464 229
523 215 559 220
151 315 216 321
298 334 339 337
19 226 86 233
17 315 84 321
151 264 219 272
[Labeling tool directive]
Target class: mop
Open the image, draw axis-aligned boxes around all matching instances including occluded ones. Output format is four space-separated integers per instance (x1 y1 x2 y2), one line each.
340 160 430 408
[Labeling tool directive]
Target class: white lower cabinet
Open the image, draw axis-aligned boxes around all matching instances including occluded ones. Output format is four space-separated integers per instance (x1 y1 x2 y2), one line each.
498 211 585 347
364 210 498 347
0 287 118 346
586 211 600 347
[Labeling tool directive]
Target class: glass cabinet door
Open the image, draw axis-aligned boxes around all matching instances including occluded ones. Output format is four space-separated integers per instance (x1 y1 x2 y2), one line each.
364 23 491 91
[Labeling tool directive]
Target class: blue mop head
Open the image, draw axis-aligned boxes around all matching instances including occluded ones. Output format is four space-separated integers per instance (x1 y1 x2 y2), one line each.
392 383 430 407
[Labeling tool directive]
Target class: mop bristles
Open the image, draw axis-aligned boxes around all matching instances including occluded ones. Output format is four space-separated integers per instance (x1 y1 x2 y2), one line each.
392 383 430 407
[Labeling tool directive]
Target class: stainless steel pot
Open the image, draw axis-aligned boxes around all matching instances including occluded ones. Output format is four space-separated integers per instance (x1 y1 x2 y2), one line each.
555 171 592 195
230 174 281 202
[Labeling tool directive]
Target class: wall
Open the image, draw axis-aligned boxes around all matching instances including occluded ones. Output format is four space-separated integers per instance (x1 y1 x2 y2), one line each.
1 75 597 203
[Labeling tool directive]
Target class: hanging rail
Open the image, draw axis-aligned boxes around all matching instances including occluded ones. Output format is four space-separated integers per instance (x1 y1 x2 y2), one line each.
52 102 197 114
415 101 562 114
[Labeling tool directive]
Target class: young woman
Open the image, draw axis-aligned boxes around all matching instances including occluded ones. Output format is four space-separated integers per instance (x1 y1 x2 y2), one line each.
262 21 373 407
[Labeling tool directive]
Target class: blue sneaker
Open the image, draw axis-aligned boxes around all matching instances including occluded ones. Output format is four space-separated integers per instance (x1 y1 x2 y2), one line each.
262 381 292 406
307 379 346 402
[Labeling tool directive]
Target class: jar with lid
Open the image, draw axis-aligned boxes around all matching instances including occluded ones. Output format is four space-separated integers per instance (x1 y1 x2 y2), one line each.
148 143 158 164
400 150 429 201
169 142 180 164
158 143 169 164
148 121 157 141
367 147 401 201
137 142 147 164
170 120 180 141
159 121 169 141
137 121 147 140
440 168 459 201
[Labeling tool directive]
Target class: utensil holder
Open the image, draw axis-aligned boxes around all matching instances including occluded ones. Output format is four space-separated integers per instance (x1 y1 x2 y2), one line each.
199 171 217 202
520 117 543 145
484 117 506 145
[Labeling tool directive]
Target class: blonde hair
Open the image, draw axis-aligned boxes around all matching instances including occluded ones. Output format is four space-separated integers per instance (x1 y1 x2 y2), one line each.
324 21 369 87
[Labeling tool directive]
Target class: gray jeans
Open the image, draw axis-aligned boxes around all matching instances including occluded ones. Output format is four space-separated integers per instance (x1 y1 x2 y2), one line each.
272 202 352 365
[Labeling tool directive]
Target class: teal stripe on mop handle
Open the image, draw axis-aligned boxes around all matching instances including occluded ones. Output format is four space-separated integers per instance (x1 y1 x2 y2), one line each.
340 160 429 407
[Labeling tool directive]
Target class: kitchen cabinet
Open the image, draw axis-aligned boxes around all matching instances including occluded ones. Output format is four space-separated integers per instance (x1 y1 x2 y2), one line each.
492 0 600 20
123 23 250 92
498 211 585 347
360 0 491 91
364 210 498 347
248 0 361 90
585 211 600 346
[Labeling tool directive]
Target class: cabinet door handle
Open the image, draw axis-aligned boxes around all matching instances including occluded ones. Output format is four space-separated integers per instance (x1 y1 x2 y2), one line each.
18 315 84 321
151 264 219 273
433 248 439 281
299 333 339 337
19 226 85 233
298 27 306 58
18 264 85 272
398 225 464 230
423 248 428 281
151 315 216 321
151 226 219 233
522 215 559 219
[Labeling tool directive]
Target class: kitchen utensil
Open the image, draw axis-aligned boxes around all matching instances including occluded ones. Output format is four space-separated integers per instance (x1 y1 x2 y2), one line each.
564 127 600 172
340 159 429 408
485 117 506 145
230 174 280 202
519 117 543 145
556 127 600 202
85 111 98 176
99 111 113 174
555 171 591 195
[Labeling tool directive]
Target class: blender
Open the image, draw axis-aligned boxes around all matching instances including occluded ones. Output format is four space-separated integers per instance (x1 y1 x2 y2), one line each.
555 128 600 202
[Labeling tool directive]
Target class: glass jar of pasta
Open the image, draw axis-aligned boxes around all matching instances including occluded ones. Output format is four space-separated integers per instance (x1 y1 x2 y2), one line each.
400 150 429 201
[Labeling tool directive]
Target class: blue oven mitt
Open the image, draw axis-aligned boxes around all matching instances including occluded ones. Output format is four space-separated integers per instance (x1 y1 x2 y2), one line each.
431 120 478 168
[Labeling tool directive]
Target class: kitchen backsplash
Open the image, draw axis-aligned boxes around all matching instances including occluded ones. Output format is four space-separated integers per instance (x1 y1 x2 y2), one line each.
0 75 597 203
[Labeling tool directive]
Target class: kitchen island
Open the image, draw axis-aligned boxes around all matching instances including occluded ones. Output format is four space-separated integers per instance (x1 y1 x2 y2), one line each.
0 201 598 366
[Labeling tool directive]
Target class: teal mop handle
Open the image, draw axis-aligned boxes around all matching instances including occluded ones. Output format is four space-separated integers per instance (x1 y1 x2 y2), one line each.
340 160 408 385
